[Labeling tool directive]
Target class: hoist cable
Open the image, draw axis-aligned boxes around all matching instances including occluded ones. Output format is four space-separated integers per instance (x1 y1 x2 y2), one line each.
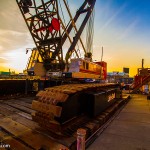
86 8 95 55
58 0 66 27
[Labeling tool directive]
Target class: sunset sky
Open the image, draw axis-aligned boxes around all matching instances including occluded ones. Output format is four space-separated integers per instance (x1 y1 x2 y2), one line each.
0 0 150 77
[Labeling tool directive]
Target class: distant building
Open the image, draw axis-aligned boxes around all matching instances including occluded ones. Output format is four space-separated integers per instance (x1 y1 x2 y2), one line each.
107 71 130 83
123 68 129 74
0 71 10 76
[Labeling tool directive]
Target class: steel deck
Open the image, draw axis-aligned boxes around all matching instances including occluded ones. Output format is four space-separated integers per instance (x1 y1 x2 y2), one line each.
87 94 150 150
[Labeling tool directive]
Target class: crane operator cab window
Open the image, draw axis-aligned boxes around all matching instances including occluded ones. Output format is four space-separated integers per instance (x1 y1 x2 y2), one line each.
86 62 89 70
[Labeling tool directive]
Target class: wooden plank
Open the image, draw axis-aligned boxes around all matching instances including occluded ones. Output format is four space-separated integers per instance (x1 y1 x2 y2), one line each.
18 97 35 104
0 114 4 118
0 118 68 150
3 101 34 114
11 114 39 130
0 105 39 130
32 100 62 117
0 103 32 120
0 105 16 117
6 99 32 109
0 130 33 150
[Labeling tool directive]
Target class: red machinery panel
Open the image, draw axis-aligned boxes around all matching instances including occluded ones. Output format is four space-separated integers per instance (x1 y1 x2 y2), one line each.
96 61 107 80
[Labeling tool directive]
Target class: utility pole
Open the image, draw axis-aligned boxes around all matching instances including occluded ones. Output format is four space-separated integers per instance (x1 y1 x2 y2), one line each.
101 46 103 62
142 59 144 69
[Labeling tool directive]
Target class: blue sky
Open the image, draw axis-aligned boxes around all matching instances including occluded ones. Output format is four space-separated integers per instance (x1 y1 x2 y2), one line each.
93 0 150 76
0 0 150 76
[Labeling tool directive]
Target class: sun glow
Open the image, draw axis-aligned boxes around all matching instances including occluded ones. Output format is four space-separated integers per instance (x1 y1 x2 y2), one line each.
2 50 32 73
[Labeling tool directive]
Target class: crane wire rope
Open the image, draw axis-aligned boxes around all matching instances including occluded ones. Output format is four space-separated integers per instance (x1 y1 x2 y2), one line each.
58 0 67 27
58 0 80 60
85 8 95 57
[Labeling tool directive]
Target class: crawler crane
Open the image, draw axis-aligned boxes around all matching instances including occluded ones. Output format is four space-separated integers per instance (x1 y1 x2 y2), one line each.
16 0 122 148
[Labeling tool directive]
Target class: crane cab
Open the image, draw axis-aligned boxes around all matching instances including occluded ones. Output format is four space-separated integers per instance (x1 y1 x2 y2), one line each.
63 58 105 80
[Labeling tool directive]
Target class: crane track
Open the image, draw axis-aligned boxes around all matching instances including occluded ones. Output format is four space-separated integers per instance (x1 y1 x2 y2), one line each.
31 83 121 133
0 91 129 150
